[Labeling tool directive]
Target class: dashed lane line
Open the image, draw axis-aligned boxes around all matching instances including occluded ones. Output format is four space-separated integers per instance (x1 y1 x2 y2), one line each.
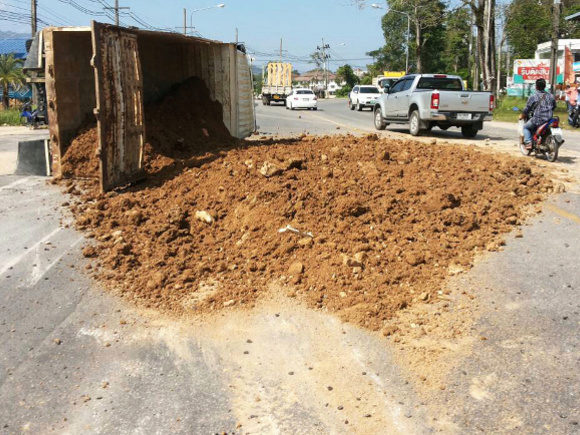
545 203 580 225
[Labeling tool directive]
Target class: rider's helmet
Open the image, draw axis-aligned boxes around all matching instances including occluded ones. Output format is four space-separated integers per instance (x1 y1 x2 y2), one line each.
536 78 546 91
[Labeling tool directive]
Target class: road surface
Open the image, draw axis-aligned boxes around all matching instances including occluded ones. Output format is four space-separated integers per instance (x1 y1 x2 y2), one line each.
256 98 580 150
1 104 579 433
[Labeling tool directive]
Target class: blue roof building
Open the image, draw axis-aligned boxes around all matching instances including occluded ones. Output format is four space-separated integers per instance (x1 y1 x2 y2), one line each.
0 38 28 59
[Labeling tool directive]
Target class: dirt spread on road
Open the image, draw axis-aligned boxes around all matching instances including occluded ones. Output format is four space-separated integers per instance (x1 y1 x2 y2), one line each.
67 131 551 333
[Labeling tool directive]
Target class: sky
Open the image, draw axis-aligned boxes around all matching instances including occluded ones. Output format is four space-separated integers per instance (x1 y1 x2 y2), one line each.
0 0 386 73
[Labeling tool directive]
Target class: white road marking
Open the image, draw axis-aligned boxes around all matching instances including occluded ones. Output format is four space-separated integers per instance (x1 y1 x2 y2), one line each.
27 236 83 286
0 177 32 192
0 227 61 277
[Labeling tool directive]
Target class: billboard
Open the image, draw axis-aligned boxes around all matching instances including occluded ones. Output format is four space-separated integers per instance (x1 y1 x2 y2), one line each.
513 59 564 84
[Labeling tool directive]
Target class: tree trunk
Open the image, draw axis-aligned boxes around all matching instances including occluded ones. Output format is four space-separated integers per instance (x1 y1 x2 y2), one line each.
2 83 9 109
415 21 423 73
479 0 496 91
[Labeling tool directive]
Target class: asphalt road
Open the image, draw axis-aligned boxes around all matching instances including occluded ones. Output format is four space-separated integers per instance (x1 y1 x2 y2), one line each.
256 98 580 151
1 105 580 433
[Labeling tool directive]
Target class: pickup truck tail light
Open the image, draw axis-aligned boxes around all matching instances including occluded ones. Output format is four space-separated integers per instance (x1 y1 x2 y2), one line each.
294 97 299 100
430 91 440 110
489 94 495 111
313 96 317 101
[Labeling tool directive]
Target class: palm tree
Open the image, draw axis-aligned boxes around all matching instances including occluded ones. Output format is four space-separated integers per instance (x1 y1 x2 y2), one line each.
0 54 26 110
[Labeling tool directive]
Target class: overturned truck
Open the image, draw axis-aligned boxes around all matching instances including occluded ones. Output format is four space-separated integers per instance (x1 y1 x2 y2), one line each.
42 22 255 191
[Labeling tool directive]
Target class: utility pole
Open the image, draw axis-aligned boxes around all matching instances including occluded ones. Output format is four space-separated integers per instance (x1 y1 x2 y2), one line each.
184 8 187 34
31 0 37 36
104 0 129 26
279 38 283 62
549 0 561 92
317 38 330 98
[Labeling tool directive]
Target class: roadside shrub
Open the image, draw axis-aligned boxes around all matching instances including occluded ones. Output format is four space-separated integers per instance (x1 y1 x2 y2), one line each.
335 86 352 98
0 108 23 126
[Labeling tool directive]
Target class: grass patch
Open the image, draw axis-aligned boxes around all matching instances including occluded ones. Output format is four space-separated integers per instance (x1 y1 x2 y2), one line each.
0 108 24 126
493 96 571 130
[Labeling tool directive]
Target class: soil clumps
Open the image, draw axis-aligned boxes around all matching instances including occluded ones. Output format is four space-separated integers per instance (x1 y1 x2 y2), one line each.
66 132 550 332
59 77 235 179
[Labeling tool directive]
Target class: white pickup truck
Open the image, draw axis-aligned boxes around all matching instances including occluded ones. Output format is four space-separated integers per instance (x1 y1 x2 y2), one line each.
373 74 494 138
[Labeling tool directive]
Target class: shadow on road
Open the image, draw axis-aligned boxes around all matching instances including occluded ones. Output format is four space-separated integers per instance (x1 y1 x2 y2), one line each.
387 127 505 141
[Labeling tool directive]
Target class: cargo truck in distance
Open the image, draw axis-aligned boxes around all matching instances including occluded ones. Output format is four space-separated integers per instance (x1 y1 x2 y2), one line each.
262 62 292 106
373 74 494 138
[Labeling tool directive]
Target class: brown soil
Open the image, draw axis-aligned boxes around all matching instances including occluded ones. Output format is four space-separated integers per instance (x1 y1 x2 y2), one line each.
59 77 236 179
60 124 100 178
67 132 551 333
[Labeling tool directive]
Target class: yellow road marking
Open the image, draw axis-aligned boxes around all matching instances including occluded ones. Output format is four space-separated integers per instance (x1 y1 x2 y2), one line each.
545 203 580 225
309 113 370 134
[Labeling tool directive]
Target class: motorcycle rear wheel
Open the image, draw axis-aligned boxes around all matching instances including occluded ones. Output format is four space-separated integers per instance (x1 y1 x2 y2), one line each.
544 135 558 162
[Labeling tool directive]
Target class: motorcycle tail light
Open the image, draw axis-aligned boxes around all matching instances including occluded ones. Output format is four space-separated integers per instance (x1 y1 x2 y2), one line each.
551 118 559 128
489 94 495 111
430 91 440 110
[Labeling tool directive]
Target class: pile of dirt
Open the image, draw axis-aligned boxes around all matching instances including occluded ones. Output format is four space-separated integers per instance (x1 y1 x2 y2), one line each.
59 77 236 179
69 134 551 332
144 77 235 173
60 124 100 178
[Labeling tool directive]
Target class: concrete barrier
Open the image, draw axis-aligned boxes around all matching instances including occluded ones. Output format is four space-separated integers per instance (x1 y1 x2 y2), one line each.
15 139 51 176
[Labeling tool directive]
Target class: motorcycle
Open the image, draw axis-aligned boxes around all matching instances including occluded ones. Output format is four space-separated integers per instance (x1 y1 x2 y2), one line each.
518 116 564 162
569 103 580 128
20 102 46 129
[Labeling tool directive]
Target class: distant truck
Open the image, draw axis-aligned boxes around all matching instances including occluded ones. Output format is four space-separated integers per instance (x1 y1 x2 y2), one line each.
372 71 405 93
373 74 494 138
262 62 292 105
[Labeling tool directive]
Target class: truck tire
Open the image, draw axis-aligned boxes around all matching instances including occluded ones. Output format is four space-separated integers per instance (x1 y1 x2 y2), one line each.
374 107 387 130
461 125 478 138
409 110 422 136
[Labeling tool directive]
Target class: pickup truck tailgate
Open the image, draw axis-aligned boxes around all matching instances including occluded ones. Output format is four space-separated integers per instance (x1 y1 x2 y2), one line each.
439 91 490 112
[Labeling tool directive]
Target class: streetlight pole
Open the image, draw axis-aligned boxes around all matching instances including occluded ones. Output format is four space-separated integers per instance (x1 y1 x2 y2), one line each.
371 3 410 73
188 4 225 35
549 0 561 92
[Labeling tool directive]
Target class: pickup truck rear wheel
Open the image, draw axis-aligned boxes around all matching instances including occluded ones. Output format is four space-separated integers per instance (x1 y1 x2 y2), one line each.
374 107 387 130
409 110 422 136
461 125 478 138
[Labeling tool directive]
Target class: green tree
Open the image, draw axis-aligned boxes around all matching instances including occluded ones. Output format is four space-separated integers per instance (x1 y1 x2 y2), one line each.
506 0 579 59
364 0 446 74
360 75 373 85
0 54 25 109
389 0 446 73
336 64 359 88
443 7 471 76
367 10 408 72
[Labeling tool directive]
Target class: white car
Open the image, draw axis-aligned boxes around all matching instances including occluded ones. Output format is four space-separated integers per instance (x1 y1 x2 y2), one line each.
286 88 318 110
349 85 380 111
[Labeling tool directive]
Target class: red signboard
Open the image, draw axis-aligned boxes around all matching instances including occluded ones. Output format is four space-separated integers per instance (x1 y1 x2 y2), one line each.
517 63 560 81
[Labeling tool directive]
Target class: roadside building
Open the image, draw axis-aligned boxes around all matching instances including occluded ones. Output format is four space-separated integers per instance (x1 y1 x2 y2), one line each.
0 37 32 102
353 67 368 78
293 69 344 96
507 38 580 96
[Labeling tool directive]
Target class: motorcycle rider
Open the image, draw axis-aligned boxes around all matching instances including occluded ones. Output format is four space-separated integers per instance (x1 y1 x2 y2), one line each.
519 78 556 149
